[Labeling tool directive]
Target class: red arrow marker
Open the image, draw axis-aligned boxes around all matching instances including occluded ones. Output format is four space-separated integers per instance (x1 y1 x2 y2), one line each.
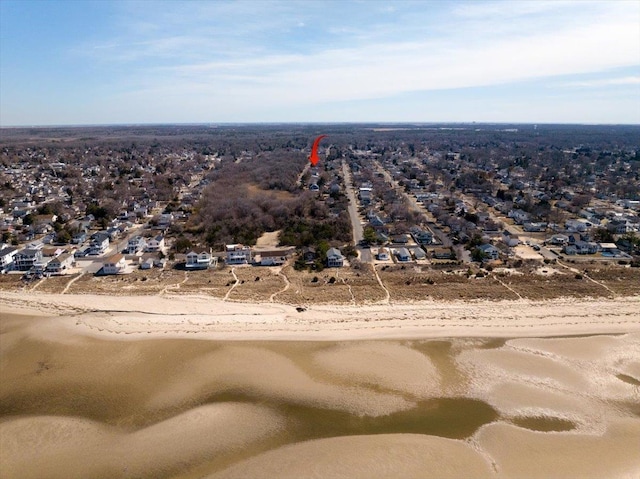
309 135 328 166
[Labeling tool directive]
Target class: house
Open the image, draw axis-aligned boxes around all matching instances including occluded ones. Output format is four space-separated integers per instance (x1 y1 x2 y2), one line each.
125 236 146 254
45 252 74 274
573 240 599 255
395 247 412 262
225 244 252 265
302 246 317 265
71 232 87 244
411 247 427 260
326 247 344 267
565 219 588 233
376 247 390 261
508 209 530 225
140 257 155 270
186 248 215 269
502 235 520 247
478 244 500 261
156 213 173 228
253 249 290 266
0 246 19 272
523 222 547 232
144 234 165 252
359 188 372 205
432 247 454 260
392 234 409 244
102 253 126 275
89 232 109 255
549 234 569 246
15 247 43 271
411 229 433 245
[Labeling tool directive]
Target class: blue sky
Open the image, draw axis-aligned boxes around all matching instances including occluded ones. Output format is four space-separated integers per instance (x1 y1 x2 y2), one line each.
1 0 639 126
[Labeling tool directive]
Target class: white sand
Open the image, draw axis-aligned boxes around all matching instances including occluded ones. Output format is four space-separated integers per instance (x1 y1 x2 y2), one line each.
1 291 638 342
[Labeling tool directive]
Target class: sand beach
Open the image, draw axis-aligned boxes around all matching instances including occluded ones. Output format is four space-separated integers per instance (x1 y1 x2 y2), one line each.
1 291 639 478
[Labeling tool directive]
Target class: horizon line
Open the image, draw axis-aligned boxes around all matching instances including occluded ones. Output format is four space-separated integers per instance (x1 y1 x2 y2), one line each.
2 121 640 130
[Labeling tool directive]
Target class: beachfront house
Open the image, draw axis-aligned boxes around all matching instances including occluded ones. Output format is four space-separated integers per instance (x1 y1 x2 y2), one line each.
253 249 290 266
326 247 344 268
225 244 252 265
45 252 74 274
14 247 43 271
0 246 19 272
102 253 126 275
185 247 215 270
432 247 454 260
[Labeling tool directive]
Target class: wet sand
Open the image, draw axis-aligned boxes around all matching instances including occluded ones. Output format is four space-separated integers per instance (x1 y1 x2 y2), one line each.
1 304 639 479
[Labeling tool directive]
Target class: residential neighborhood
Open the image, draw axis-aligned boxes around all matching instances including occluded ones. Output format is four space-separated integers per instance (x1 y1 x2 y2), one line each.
0 124 638 291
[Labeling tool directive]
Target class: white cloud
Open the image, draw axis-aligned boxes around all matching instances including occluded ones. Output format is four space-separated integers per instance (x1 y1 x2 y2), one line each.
557 76 640 88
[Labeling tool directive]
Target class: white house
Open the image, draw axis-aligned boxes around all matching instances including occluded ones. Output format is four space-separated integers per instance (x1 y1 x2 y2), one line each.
253 250 289 266
186 248 215 269
0 246 19 272
226 244 252 265
125 236 146 254
326 247 344 268
45 252 74 274
376 247 390 261
144 234 165 252
103 253 126 275
89 233 110 256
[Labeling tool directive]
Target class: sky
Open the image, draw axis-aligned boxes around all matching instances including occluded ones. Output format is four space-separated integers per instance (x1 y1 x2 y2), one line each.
1 0 639 126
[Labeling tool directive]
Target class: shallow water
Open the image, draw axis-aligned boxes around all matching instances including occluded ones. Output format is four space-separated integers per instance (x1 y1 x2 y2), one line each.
511 416 576 432
2 313 639 479
207 391 498 440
